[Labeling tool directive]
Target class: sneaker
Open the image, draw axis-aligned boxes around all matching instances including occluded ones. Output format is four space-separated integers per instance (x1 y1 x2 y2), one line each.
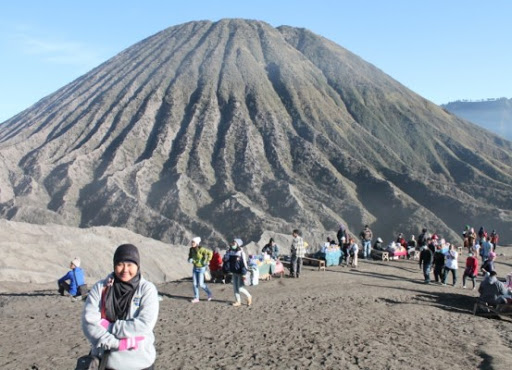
207 295 213 301
247 296 252 306
462 285 466 289
441 283 446 286
232 302 241 307
190 298 200 303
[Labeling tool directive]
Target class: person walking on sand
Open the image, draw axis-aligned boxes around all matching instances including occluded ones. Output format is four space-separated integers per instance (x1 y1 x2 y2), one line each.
82 244 159 370
223 238 252 306
58 257 87 297
188 237 213 303
359 225 373 260
419 244 433 283
290 229 305 278
432 244 445 283
442 244 458 286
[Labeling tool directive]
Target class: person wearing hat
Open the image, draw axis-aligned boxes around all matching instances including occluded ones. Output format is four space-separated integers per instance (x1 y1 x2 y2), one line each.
57 257 86 297
188 237 213 303
223 238 252 306
82 244 159 370
478 271 509 306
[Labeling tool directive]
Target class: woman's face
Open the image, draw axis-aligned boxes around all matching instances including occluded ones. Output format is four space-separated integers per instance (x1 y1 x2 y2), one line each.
115 262 138 282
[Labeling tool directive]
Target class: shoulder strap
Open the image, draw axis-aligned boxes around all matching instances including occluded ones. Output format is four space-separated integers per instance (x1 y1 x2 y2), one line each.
99 349 110 370
100 285 109 320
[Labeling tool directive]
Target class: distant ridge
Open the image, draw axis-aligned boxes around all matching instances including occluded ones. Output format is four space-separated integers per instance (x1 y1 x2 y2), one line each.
1 19 512 246
442 97 512 140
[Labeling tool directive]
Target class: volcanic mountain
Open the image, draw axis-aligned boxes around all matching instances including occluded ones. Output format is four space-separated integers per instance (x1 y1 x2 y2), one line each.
1 19 511 246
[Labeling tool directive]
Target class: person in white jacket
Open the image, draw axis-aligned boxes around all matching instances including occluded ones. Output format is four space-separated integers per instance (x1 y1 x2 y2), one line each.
82 244 159 370
442 244 458 286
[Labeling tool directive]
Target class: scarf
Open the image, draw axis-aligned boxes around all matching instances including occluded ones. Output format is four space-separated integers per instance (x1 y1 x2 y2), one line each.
104 272 141 321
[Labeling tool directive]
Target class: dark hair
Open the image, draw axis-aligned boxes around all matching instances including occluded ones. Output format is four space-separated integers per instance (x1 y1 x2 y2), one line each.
490 271 497 277
292 229 301 236
269 237 274 243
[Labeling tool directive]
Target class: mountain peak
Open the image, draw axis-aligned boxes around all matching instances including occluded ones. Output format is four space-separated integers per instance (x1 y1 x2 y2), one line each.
1 20 512 245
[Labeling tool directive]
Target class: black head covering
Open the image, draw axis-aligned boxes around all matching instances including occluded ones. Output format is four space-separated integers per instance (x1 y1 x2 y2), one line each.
105 244 141 321
113 243 140 266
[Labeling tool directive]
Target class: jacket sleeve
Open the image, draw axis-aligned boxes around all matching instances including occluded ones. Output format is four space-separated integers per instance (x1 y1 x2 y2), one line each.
58 270 72 284
82 280 120 351
111 282 159 339
498 282 508 296
242 251 249 269
204 248 213 264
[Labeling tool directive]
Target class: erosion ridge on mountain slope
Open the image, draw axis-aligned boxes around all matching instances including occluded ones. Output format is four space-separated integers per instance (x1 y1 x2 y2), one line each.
0 19 511 246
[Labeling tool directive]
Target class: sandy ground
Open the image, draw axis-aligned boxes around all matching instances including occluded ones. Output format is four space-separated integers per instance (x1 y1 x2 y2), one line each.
1 248 512 370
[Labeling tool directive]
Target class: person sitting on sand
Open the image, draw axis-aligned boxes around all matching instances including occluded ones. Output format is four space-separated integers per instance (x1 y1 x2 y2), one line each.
82 244 159 370
223 238 252 306
373 237 384 251
209 247 224 284
58 257 86 297
478 271 509 306
407 235 417 259
396 233 407 249
188 237 213 303
462 252 478 290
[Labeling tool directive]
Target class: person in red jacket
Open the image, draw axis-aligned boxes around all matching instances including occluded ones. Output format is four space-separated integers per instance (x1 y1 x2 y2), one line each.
462 252 479 290
209 247 224 283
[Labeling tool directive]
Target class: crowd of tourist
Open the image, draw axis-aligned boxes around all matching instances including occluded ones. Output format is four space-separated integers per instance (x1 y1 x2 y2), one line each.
57 223 510 369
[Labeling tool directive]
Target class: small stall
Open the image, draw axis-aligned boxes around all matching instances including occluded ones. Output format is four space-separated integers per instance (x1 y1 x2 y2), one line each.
249 255 283 280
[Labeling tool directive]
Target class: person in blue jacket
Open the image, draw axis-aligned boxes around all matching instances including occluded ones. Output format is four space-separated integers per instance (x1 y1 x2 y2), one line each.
58 257 86 297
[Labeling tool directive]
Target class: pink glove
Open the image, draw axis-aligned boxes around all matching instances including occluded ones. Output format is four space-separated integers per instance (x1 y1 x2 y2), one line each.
118 336 145 351
100 319 111 330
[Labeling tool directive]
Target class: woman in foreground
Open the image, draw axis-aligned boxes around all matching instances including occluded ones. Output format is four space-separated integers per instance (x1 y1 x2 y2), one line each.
82 244 159 370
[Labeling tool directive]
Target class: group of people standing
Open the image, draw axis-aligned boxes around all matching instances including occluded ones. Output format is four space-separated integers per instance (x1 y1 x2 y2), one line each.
188 236 253 307
415 225 511 306
53 223 506 369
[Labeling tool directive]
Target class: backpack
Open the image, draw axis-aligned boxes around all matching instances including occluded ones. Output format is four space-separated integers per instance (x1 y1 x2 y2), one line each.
223 252 247 275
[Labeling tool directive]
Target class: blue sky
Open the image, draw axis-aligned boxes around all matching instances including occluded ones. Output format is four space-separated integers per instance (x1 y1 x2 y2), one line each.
0 0 510 123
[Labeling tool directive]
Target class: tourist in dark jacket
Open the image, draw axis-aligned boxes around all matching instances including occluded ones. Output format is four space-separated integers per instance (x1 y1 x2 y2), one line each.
337 223 347 247
419 247 433 283
481 251 496 276
432 245 445 283
223 238 252 306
